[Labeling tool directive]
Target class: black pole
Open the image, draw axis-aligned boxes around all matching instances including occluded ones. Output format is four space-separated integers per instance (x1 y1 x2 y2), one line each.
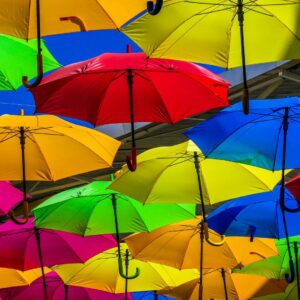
154 291 159 300
34 228 48 300
36 0 42 53
221 269 229 300
127 69 135 150
294 242 300 299
20 126 27 204
237 0 249 114
280 108 295 283
64 284 68 300
125 249 130 300
199 223 204 300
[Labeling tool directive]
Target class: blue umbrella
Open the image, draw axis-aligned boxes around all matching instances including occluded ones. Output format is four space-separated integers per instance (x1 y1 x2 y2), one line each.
185 97 300 283
131 291 174 300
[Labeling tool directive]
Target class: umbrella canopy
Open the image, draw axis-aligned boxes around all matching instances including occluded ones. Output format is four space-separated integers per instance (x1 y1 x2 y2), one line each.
0 34 59 90
109 140 283 205
0 218 116 270
159 271 287 300
52 244 199 293
0 181 27 216
122 1 300 68
125 217 278 270
132 291 174 300
0 272 131 300
33 180 196 235
286 174 300 202
31 52 229 126
0 267 50 289
0 1 148 39
207 185 300 239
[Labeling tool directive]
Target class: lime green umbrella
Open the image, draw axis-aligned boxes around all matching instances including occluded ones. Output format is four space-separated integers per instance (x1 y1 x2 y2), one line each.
0 34 60 90
33 180 196 280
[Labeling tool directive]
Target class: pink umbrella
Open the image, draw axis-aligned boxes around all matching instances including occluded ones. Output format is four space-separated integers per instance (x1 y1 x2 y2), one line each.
0 181 28 216
0 218 116 300
0 272 131 300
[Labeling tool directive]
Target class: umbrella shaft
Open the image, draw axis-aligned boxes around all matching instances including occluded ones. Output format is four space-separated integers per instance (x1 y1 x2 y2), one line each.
36 0 42 53
20 127 27 202
127 69 136 148
221 268 228 300
199 223 204 300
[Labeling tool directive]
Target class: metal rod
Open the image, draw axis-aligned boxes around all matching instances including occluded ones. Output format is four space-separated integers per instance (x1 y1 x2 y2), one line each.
154 291 159 300
127 69 136 149
199 222 204 300
64 284 68 300
221 269 229 300
20 127 27 204
194 152 206 221
294 242 300 299
125 249 129 300
36 0 42 53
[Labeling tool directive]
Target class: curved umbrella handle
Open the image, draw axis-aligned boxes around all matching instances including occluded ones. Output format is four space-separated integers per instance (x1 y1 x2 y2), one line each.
22 53 43 88
60 16 87 31
8 201 29 225
118 256 140 279
203 222 225 246
126 147 137 172
284 201 300 213
285 259 295 283
147 0 163 15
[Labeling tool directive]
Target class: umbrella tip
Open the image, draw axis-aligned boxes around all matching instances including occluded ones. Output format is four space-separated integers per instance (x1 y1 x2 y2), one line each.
20 109 24 116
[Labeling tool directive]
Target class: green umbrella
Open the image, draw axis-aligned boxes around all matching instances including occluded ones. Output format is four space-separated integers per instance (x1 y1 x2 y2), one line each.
0 34 60 90
33 180 196 279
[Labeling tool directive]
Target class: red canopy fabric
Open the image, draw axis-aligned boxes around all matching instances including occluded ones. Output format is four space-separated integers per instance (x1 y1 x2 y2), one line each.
286 174 300 202
32 53 230 126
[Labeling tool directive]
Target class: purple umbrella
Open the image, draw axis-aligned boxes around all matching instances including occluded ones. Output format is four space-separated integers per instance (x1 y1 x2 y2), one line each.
0 272 132 300
0 181 28 216
0 218 116 300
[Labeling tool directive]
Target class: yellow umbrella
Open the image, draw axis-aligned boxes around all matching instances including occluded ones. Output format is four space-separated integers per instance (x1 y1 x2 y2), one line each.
0 267 50 288
159 270 287 300
122 0 300 113
52 244 199 297
0 112 121 223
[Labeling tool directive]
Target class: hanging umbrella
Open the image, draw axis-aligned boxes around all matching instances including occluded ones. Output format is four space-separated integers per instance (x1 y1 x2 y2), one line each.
207 185 300 240
132 291 174 300
122 0 300 113
0 112 120 223
33 180 196 280
52 244 199 300
31 51 229 170
185 97 300 283
0 217 116 300
159 270 287 300
0 267 50 289
286 174 300 202
234 236 300 298
0 271 131 300
0 0 150 87
0 34 59 90
0 181 28 216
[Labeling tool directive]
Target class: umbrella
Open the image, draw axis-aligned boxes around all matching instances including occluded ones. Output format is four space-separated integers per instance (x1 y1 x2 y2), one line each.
0 0 149 87
0 34 59 90
0 271 131 300
122 0 300 113
0 181 28 216
0 112 120 223
33 180 196 279
53 244 199 300
0 267 50 289
159 270 287 300
286 174 300 202
235 237 300 298
132 291 174 300
207 185 300 240
125 217 278 298
0 218 116 300
31 51 229 170
185 97 300 282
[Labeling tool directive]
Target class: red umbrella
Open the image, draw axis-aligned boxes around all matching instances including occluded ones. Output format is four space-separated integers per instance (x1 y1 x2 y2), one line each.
31 51 229 170
286 174 300 202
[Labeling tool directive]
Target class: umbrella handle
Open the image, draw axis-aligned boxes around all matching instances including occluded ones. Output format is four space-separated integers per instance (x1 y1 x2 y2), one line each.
285 259 295 283
126 147 137 171
248 225 256 242
60 16 87 31
8 200 29 225
284 201 300 213
118 256 140 279
22 53 43 88
147 0 163 15
203 221 225 246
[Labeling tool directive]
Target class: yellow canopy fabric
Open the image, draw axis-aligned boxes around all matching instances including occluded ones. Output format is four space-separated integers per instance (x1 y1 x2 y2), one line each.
1 0 147 39
0 267 50 288
122 0 300 68
110 141 284 205
0 114 121 181
52 244 199 293
125 217 278 270
160 270 287 300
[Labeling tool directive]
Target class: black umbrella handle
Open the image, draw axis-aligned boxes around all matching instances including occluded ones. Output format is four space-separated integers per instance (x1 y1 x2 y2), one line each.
147 0 163 15
283 201 300 213
285 259 295 283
